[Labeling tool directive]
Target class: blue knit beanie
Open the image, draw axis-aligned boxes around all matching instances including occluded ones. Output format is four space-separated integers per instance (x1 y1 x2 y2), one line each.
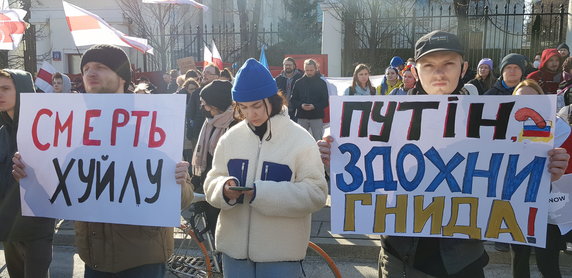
390 56 404 68
232 58 278 102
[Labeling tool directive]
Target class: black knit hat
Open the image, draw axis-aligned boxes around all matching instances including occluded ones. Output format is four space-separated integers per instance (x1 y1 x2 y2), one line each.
200 80 233 111
80 44 132 92
500 53 527 75
415 30 464 61
558 43 570 52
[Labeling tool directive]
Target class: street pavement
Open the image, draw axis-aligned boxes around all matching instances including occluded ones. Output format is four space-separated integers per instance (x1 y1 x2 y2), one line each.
1 245 572 277
2 197 572 277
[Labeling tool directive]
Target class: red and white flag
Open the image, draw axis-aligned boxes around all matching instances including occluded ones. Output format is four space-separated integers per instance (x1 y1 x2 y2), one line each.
142 0 208 11
35 61 57 93
203 43 212 67
211 40 223 70
63 1 153 54
0 8 27 50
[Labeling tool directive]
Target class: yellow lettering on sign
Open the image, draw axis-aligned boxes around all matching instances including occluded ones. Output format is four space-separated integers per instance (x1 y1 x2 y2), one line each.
344 194 372 231
485 200 525 242
374 194 407 233
443 197 481 239
413 195 445 234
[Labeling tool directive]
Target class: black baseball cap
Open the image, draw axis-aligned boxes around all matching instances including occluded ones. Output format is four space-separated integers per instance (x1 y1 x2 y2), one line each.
415 30 465 61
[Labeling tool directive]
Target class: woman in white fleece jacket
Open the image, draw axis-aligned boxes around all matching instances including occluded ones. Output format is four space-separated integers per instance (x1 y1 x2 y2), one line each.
203 58 328 278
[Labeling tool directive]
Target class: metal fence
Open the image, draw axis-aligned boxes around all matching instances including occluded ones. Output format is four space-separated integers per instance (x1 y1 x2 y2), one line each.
349 2 569 75
145 23 282 72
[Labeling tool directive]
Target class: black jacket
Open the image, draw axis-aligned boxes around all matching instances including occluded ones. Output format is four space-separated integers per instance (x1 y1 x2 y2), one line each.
467 78 491 95
186 87 206 146
484 80 514 95
275 70 303 101
290 73 329 119
0 69 55 241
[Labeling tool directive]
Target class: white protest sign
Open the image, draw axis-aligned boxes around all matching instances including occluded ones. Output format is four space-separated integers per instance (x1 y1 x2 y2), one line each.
17 94 186 227
323 75 384 96
330 95 556 247
549 174 572 233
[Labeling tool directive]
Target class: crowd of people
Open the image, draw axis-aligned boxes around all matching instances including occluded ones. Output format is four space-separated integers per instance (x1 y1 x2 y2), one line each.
1 29 572 278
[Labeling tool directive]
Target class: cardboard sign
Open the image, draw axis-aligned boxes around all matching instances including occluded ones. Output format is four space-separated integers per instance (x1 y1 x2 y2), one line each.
17 94 186 227
177 56 197 73
330 95 556 247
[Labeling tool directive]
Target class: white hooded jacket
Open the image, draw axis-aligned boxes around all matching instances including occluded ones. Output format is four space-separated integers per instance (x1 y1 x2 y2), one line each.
204 111 328 262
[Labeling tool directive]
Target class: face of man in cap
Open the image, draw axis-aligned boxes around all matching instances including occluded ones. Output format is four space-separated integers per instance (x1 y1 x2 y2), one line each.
82 62 125 94
412 51 467 95
559 48 570 57
502 64 523 87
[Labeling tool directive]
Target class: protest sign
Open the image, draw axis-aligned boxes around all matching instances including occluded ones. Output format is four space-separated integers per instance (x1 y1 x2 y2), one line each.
549 174 572 234
330 95 556 247
323 75 384 96
17 94 186 227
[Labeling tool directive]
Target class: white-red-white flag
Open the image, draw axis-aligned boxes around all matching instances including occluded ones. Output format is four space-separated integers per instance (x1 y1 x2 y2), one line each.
63 1 153 54
142 0 208 11
211 40 223 70
203 43 212 67
35 61 58 93
0 8 27 50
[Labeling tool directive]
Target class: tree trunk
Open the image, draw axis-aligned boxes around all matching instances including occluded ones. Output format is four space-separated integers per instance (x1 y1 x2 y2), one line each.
237 0 249 62
0 51 7 68
248 0 262 59
454 0 470 51
342 5 357 76
21 0 36 73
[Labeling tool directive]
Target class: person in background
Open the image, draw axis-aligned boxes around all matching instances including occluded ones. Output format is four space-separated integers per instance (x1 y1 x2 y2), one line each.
389 65 416 95
191 80 237 236
1 69 55 278
166 69 179 93
406 57 416 66
558 57 572 110
72 77 85 93
390 56 405 72
527 48 562 94
468 58 495 95
220 68 234 82
377 67 402 95
275 57 304 120
511 79 569 278
52 72 72 93
185 69 202 84
533 54 542 69
485 53 527 95
188 63 220 150
178 78 200 163
344 64 376 96
290 58 329 141
558 43 570 58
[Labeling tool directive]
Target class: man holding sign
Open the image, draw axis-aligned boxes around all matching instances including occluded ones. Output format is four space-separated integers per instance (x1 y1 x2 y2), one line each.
12 44 194 278
319 31 570 277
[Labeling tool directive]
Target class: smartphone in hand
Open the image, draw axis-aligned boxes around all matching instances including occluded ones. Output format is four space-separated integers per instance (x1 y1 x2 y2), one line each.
229 186 254 191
